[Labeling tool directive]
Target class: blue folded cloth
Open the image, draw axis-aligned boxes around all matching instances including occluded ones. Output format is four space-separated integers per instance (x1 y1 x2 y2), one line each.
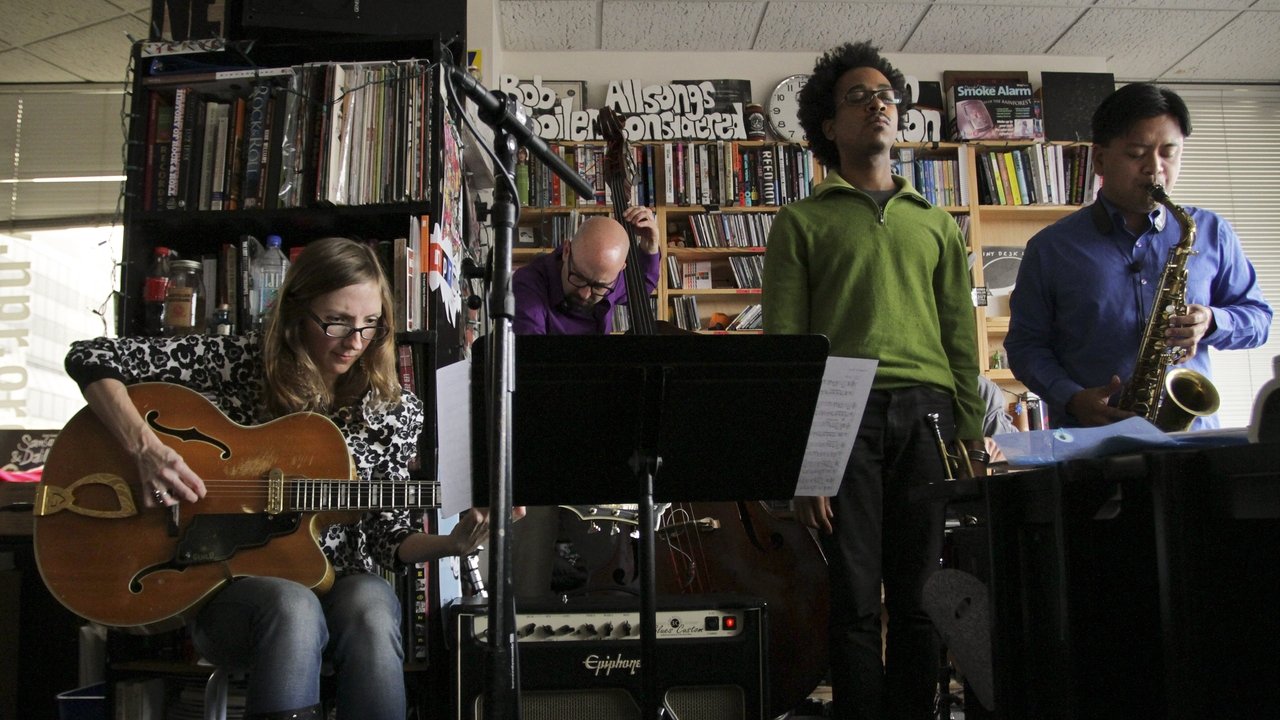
993 416 1248 466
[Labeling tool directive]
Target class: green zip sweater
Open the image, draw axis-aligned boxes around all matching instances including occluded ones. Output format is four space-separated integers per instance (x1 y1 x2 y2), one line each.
763 171 984 440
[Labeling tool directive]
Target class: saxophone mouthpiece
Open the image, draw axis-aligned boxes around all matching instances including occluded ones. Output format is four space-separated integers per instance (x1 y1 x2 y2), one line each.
1148 184 1169 202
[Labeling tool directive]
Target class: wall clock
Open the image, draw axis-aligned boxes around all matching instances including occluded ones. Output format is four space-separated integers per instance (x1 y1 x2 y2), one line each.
766 74 810 141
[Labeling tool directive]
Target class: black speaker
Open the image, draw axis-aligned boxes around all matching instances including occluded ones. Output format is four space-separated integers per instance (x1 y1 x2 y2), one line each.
442 594 768 720
241 0 465 41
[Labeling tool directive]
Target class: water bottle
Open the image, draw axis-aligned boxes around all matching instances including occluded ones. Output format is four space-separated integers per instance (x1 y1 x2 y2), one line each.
253 234 289 328
143 246 173 336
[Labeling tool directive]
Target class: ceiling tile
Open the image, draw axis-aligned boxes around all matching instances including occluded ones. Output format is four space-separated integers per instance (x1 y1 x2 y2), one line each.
105 1 152 12
1165 10 1280 81
1051 8 1237 80
905 4 1083 54
501 1 598 51
0 48 83 82
754 2 927 52
934 0 1091 4
0 0 127 46
603 2 761 51
1092 0 1253 8
501 0 596 51
24 15 145 82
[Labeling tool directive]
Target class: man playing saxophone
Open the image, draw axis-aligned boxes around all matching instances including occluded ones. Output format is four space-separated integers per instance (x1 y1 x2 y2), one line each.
1006 83 1271 429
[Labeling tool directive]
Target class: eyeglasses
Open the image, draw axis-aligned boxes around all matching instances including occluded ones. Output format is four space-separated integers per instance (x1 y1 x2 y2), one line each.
307 310 389 341
842 87 903 107
565 251 617 296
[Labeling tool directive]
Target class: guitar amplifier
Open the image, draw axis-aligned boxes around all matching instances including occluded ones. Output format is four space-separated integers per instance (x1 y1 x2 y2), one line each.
442 594 768 720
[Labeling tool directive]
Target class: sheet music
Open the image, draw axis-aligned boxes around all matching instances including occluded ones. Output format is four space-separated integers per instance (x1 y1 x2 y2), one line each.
435 357 472 517
794 356 878 496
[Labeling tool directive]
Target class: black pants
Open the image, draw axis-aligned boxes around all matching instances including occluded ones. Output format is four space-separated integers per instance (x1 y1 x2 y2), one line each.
823 386 951 720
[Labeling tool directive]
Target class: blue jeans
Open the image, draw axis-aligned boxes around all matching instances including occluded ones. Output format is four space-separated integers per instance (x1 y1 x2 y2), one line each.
823 387 951 720
191 573 406 717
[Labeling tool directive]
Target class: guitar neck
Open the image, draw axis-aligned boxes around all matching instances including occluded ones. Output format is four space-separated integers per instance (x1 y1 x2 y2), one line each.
287 478 441 512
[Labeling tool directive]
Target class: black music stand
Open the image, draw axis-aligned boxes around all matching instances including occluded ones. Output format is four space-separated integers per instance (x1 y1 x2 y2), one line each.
472 333 830 719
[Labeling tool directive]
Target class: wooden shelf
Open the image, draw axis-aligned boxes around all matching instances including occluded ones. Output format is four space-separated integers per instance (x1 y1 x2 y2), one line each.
668 288 761 296
667 246 766 258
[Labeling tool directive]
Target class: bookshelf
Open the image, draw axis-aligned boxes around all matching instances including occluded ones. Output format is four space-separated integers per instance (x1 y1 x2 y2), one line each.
963 141 1094 395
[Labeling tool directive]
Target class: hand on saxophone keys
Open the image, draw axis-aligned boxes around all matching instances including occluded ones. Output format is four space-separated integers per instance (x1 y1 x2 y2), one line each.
1164 303 1215 361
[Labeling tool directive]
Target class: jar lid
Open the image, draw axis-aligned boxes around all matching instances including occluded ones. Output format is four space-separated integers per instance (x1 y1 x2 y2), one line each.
171 259 202 270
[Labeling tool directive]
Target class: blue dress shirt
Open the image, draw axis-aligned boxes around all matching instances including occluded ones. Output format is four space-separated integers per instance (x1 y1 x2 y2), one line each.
1006 195 1272 429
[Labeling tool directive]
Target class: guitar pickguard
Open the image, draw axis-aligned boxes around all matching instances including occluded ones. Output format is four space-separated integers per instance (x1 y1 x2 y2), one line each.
146 409 233 459
172 513 302 566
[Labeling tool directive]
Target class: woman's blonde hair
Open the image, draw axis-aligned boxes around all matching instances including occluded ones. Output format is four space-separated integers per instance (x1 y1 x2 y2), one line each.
262 237 400 415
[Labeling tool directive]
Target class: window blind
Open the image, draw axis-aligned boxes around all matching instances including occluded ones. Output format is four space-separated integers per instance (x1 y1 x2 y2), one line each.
1172 85 1280 427
0 85 127 227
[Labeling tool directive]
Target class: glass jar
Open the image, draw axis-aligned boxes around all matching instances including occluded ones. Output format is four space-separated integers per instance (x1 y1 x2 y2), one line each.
164 259 206 335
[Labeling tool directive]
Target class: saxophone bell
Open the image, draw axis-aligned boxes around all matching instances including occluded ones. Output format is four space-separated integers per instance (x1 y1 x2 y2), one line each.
1157 366 1221 433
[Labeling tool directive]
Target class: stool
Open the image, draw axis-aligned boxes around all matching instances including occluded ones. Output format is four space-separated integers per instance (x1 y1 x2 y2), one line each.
203 664 335 720
203 666 239 720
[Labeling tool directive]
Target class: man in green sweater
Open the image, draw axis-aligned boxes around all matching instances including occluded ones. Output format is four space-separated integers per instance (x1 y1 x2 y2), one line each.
763 41 986 720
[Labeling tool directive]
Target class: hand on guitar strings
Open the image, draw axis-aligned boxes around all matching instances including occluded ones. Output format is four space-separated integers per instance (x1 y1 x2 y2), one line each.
138 432 206 507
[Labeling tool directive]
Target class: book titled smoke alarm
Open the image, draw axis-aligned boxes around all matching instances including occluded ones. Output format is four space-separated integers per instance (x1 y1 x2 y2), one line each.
946 82 1044 142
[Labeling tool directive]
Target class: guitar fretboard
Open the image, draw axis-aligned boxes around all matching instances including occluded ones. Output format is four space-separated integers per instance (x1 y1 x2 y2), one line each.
288 479 440 512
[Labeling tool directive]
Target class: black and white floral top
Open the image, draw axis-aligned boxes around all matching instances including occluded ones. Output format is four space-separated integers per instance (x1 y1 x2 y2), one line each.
65 332 425 577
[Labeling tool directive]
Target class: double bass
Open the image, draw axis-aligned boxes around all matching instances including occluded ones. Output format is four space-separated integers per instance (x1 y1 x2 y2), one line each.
595 107 831 717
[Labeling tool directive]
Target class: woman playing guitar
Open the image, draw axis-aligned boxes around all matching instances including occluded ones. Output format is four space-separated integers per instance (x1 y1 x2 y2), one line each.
48 237 517 720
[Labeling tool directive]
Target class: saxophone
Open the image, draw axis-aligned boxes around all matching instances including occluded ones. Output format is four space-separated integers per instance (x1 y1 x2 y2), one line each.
1115 184 1220 431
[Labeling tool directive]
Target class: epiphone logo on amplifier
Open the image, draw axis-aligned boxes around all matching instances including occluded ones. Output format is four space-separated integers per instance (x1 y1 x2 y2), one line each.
444 595 768 720
585 653 643 676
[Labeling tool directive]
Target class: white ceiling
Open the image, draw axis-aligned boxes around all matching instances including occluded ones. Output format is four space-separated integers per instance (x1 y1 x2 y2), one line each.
2 0 1278 85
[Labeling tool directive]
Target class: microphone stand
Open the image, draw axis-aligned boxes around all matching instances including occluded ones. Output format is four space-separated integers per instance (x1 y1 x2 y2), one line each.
447 64 594 720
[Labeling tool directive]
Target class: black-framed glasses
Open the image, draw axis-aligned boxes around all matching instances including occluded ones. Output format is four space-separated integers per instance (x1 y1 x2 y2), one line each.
565 251 617 296
307 310 389 341
842 87 903 107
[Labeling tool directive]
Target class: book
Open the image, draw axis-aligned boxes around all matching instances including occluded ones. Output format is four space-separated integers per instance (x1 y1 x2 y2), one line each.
225 96 248 210
143 92 174 212
947 82 1044 141
208 102 230 210
166 86 189 209
241 83 272 208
